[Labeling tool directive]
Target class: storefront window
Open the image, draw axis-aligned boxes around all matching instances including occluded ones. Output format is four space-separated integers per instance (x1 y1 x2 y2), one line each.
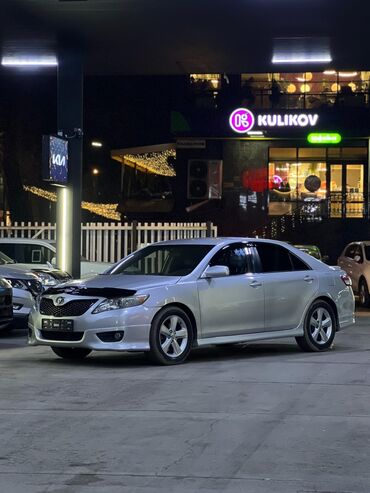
268 146 368 218
269 161 327 216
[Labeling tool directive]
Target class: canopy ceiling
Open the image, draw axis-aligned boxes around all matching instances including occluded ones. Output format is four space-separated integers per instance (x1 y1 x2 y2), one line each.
0 0 369 75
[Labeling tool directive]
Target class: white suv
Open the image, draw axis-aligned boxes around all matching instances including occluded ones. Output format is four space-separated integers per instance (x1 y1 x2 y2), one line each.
338 241 370 307
0 239 111 278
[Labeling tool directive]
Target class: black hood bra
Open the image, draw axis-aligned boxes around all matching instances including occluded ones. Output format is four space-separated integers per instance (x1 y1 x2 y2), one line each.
44 285 136 298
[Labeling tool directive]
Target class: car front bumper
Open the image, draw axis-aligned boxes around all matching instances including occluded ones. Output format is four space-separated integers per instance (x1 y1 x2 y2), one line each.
12 288 36 320
28 304 159 352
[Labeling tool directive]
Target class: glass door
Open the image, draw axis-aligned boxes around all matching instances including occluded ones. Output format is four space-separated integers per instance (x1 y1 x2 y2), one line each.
329 163 366 219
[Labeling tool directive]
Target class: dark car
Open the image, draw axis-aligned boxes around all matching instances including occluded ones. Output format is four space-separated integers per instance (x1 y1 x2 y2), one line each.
0 277 13 332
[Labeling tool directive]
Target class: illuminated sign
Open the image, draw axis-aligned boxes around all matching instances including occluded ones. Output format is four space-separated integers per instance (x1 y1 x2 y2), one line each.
307 133 342 144
229 108 319 133
42 135 69 186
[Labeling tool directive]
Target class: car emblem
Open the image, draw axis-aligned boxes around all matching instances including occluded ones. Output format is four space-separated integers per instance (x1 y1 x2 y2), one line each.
54 296 65 306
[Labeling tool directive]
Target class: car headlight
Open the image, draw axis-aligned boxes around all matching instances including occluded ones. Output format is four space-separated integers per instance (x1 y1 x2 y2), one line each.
92 294 149 314
0 278 11 289
5 278 28 290
34 272 58 287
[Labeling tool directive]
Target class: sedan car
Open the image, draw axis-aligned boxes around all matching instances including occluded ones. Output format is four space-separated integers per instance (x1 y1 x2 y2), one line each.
338 241 370 307
0 254 43 328
0 277 13 332
28 238 355 364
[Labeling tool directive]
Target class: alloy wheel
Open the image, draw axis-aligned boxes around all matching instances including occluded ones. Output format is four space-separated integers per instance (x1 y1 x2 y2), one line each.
309 307 333 345
159 315 189 359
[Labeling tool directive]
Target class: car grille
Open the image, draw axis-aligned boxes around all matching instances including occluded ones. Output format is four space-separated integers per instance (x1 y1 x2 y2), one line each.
40 298 98 317
40 330 84 342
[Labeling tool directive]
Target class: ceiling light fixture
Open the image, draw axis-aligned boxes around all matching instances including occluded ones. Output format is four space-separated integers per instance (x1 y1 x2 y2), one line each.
1 55 58 67
338 71 358 77
272 55 332 64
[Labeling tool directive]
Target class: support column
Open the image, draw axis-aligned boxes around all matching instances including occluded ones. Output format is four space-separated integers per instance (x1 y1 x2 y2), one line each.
56 48 83 278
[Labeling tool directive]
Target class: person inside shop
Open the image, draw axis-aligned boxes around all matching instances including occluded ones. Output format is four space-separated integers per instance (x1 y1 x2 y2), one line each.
270 79 282 108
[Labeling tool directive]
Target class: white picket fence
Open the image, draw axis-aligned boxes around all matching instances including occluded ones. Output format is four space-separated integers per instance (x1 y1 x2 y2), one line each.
0 221 217 263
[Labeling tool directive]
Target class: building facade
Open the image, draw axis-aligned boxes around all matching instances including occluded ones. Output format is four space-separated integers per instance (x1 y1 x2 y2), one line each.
173 71 370 261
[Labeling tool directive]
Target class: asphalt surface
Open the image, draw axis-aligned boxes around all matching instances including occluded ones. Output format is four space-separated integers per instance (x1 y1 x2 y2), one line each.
0 311 370 493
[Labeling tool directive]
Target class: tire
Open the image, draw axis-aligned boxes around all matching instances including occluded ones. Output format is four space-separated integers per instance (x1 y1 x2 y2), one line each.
148 306 193 365
51 347 92 360
295 300 336 352
358 279 370 308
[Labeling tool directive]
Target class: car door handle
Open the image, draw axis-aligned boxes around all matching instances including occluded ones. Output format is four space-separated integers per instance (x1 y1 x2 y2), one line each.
250 281 262 288
304 276 314 282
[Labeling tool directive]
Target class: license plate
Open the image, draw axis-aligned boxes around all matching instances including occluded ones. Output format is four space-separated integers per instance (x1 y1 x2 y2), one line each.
42 319 74 332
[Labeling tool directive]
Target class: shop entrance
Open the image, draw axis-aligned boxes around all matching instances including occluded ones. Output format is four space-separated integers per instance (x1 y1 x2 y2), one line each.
329 163 367 219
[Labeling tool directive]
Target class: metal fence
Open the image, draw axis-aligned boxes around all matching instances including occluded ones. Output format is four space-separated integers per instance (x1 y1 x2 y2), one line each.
0 221 217 263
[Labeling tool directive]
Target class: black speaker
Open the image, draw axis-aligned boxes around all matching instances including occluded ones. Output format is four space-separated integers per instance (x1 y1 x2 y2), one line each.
187 160 223 199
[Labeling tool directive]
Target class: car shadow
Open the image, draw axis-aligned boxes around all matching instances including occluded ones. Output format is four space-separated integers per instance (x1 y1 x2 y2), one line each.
37 342 302 369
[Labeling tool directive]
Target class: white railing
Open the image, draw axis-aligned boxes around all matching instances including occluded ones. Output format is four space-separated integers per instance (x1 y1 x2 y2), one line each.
0 221 217 263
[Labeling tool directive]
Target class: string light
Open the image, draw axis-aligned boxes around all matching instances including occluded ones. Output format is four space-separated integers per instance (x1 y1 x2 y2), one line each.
23 186 121 221
123 149 176 177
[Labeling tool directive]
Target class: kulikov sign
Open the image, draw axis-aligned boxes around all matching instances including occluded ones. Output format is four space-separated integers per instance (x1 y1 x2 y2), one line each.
229 108 319 134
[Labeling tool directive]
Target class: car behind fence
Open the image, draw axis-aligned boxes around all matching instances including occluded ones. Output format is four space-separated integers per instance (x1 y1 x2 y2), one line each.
0 221 217 264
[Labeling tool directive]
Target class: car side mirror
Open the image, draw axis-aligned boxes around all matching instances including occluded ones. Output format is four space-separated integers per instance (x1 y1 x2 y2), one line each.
201 265 230 279
354 255 362 263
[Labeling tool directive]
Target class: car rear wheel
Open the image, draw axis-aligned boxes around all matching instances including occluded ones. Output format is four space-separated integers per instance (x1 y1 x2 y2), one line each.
51 347 92 360
148 306 193 365
359 279 370 307
295 300 336 352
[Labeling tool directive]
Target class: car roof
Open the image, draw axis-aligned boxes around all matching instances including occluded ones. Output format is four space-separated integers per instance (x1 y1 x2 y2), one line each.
152 237 297 247
0 238 54 246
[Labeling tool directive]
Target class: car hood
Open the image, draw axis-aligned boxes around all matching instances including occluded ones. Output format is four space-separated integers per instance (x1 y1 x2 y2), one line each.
0 264 39 279
45 274 182 296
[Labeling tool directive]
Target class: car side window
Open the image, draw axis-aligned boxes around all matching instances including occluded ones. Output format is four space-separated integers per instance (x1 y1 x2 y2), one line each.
255 243 309 273
354 245 363 263
344 245 356 259
209 244 251 276
0 244 15 260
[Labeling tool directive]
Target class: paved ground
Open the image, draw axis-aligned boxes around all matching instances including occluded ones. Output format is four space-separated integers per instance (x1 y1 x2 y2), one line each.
0 311 370 493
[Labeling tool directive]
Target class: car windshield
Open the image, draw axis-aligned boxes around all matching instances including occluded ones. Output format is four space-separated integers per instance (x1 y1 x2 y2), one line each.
0 251 15 265
109 244 213 276
364 246 370 261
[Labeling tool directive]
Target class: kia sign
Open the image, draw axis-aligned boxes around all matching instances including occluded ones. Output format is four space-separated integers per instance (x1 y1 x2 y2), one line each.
229 108 319 133
42 135 69 186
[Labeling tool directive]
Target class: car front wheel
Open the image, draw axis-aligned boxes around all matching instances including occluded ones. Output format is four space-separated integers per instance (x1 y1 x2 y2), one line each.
295 300 336 352
51 347 92 360
148 306 193 365
359 279 370 308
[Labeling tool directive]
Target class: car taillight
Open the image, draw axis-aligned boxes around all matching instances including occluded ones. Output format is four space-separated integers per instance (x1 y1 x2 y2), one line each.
341 274 352 286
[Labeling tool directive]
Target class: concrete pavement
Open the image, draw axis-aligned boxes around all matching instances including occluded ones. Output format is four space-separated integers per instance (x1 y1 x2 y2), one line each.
0 312 370 492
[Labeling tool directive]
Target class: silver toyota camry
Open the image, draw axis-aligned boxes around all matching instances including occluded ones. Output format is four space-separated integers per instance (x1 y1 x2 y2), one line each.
28 238 355 365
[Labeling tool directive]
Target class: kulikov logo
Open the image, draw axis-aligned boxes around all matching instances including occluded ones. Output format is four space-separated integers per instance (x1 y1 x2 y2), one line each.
229 108 255 133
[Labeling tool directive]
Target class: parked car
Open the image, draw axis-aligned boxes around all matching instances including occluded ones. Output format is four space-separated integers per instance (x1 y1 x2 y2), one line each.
293 244 329 263
338 241 370 307
0 264 43 328
0 238 110 277
28 238 355 364
0 277 13 332
0 249 70 288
